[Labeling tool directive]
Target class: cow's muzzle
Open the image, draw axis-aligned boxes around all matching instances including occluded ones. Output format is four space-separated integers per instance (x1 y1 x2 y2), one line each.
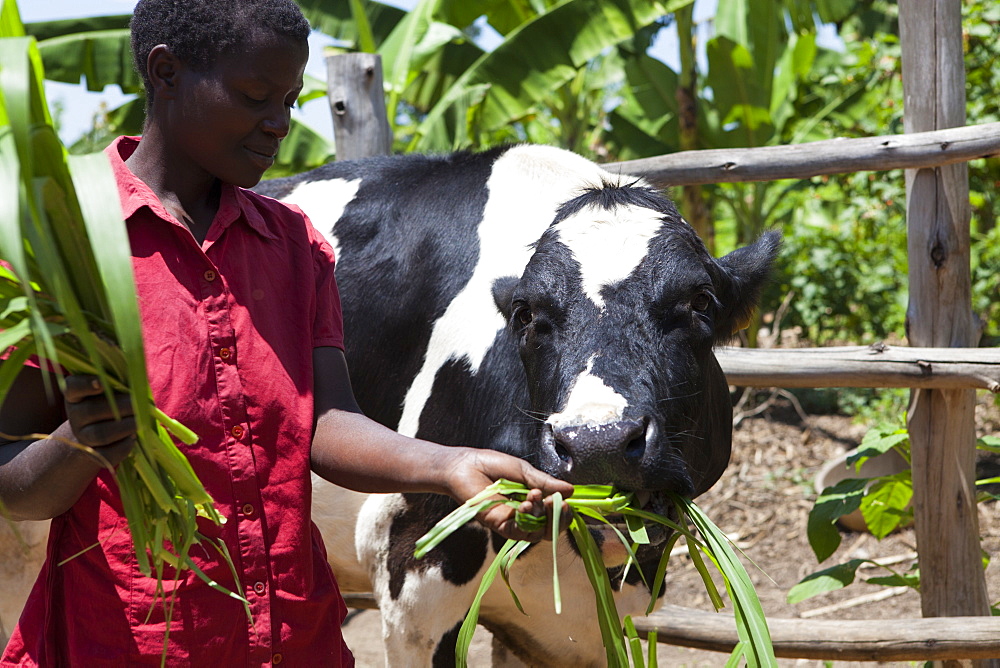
538 417 696 497
545 418 646 486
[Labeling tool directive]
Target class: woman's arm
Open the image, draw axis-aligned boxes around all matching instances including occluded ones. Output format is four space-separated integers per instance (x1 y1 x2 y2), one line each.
309 346 572 541
0 366 136 521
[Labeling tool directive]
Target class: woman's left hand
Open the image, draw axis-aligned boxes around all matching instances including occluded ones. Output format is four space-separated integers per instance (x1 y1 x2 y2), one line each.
443 448 574 542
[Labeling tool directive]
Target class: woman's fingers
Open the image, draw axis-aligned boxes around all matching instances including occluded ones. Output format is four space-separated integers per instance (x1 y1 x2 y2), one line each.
63 376 137 449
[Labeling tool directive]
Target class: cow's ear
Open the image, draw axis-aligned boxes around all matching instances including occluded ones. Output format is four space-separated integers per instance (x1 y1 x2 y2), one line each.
714 230 781 341
492 276 520 318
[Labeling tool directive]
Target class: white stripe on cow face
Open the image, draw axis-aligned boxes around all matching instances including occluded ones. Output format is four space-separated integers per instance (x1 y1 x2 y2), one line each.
547 356 628 430
281 177 362 261
552 203 663 310
397 145 622 437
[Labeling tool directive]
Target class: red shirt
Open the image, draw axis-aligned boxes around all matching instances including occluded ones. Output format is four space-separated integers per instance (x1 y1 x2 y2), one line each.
2 137 353 667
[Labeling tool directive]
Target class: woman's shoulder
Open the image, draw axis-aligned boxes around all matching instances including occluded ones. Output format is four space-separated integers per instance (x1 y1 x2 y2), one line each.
235 185 330 249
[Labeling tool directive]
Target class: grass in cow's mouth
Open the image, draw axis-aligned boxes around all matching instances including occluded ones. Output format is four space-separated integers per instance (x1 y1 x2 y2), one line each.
414 480 777 668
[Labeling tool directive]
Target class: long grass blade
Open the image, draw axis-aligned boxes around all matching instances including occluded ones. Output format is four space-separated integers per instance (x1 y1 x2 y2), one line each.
551 490 562 614
455 538 525 668
568 513 630 667
624 616 646 668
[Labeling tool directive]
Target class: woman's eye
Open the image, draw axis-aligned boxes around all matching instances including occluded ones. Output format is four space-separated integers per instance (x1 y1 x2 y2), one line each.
244 94 266 104
691 292 712 312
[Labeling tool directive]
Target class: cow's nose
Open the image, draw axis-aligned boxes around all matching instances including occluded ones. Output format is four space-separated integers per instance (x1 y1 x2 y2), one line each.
549 418 647 483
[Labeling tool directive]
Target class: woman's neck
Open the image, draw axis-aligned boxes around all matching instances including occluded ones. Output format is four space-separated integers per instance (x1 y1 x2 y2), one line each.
125 126 221 244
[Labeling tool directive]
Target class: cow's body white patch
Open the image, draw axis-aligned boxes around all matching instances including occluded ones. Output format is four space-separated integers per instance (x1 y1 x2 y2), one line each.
553 203 663 309
547 356 628 430
397 146 632 437
280 176 362 261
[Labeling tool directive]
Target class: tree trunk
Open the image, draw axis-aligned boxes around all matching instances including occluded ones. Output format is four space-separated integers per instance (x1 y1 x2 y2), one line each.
675 4 713 253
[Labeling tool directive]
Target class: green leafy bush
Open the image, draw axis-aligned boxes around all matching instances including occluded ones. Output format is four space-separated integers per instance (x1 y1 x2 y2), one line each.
790 421 1000 610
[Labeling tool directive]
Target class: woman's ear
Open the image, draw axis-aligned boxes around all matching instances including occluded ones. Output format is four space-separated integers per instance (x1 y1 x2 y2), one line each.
146 44 181 100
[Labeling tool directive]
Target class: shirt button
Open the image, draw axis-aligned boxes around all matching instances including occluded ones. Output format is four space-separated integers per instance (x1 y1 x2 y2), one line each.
253 582 266 596
231 425 245 439
203 269 217 282
219 347 232 360
241 503 255 516
271 653 283 665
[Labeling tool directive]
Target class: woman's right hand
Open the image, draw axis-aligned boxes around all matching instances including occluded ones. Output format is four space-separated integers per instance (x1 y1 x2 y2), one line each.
63 375 138 457
0 370 137 520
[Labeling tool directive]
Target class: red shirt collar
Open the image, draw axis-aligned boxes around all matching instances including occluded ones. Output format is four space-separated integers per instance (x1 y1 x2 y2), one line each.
105 136 279 242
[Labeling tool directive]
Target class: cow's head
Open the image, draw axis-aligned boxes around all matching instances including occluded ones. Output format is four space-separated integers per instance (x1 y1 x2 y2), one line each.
493 182 779 506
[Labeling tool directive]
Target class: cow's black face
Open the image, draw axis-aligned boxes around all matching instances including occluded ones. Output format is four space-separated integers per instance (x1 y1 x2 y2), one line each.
494 184 779 501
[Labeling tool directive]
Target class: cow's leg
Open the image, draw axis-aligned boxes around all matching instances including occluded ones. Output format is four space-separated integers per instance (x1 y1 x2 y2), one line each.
356 493 494 667
0 519 50 648
377 570 483 666
491 638 530 668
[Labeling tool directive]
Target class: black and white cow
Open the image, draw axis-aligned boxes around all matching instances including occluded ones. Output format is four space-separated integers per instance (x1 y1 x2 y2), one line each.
255 144 779 667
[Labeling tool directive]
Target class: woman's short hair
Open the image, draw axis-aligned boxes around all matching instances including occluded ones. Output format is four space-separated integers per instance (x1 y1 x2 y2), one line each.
130 0 311 99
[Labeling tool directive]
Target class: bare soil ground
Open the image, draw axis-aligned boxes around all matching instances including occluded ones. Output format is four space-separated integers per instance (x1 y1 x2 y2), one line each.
342 393 1000 667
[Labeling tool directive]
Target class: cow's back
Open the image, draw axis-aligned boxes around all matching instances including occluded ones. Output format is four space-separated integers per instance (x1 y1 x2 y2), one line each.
257 145 616 439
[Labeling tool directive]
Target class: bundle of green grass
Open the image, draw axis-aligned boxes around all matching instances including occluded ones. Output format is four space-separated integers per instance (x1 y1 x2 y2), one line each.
416 480 777 668
0 5 247 647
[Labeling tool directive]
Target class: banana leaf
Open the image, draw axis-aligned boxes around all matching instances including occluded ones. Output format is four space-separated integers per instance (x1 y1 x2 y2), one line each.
410 0 692 151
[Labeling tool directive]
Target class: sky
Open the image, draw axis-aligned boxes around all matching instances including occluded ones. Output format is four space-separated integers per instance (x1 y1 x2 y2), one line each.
22 0 837 146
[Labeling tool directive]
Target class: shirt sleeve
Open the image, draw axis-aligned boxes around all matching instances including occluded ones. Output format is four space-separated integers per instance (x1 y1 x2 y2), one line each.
305 216 345 351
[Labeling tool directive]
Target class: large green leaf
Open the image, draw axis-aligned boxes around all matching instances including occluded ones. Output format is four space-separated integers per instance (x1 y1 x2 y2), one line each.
411 0 691 151
705 36 775 148
24 14 130 42
379 0 453 130
295 0 405 49
859 472 912 539
848 425 909 469
787 558 866 604
715 0 784 88
401 39 483 113
806 477 867 562
770 31 816 131
36 28 140 93
434 0 508 31
480 0 560 36
605 52 680 159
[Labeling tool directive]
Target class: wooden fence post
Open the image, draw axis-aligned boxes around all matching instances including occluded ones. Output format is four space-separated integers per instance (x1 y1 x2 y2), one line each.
899 4 995 667
325 52 392 160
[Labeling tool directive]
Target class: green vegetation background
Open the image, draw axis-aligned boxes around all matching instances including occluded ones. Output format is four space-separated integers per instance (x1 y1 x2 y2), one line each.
26 0 1000 416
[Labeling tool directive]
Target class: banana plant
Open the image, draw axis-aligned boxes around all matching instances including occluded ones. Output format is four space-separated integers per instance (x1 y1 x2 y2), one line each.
21 13 334 173
297 0 696 153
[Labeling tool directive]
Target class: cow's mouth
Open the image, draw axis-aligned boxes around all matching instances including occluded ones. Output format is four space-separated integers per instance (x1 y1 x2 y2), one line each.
582 491 676 548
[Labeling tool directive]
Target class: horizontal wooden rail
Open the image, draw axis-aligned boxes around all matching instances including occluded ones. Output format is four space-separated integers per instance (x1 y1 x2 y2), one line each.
343 592 378 609
716 344 1000 392
607 121 1000 186
344 594 1000 661
635 604 1000 662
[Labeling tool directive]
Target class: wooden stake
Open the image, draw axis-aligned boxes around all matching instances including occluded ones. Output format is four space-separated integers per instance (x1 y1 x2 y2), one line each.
899 4 995 668
326 52 392 160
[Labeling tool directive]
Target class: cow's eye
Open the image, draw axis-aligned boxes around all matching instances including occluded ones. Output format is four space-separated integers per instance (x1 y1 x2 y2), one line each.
691 292 712 312
511 301 533 327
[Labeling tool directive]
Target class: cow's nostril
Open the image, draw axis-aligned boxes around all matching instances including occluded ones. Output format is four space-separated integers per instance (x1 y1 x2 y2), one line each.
624 436 645 463
555 441 572 465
